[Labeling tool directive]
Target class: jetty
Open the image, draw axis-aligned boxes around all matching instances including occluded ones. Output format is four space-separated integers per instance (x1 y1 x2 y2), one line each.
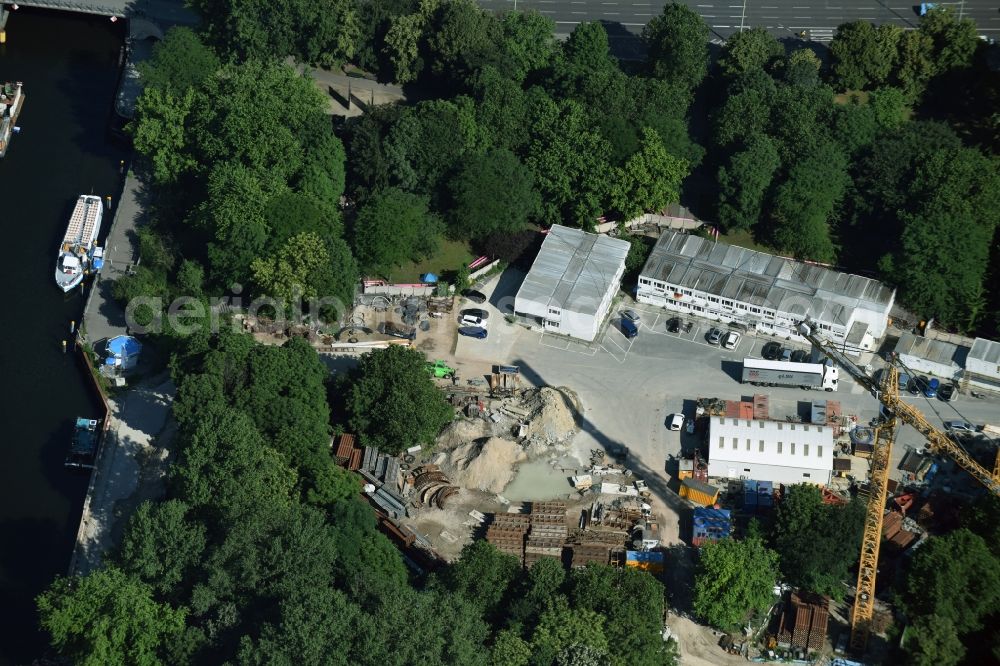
0 81 24 158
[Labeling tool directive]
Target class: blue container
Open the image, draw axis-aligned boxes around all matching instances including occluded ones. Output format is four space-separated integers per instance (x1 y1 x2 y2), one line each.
744 480 759 508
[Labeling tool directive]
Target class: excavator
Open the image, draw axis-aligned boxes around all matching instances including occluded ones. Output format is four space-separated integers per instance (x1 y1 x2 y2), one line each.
796 320 1000 655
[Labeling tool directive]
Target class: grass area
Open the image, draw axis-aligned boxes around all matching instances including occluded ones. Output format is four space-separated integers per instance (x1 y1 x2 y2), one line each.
833 90 870 105
717 228 778 254
386 238 474 283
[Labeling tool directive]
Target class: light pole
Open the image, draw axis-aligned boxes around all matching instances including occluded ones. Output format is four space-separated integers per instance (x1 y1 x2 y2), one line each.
739 0 747 32
959 0 965 20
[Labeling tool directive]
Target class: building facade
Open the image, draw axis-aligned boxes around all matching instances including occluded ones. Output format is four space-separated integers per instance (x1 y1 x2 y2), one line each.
707 416 834 486
637 232 895 352
965 337 1000 392
514 225 629 342
893 332 968 382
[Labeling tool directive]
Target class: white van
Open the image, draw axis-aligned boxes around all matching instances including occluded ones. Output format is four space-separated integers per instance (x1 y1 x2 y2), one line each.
669 413 685 431
461 314 487 327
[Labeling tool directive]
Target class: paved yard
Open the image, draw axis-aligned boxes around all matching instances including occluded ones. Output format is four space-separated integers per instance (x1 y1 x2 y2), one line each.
451 269 1000 542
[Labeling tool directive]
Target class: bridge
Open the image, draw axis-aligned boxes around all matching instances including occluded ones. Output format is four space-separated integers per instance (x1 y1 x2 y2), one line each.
1 0 196 24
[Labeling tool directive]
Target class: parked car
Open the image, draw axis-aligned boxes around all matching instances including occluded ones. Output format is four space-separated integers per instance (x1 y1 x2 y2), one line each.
762 341 782 360
898 372 912 391
924 378 940 398
943 420 976 433
722 331 741 350
907 377 921 395
938 384 956 402
780 348 793 362
916 376 930 394
621 309 640 322
621 317 639 339
706 328 724 345
668 413 684 431
461 308 489 320
919 2 936 15
685 418 696 434
462 289 487 304
790 349 809 363
460 313 488 327
458 326 488 339
666 317 681 333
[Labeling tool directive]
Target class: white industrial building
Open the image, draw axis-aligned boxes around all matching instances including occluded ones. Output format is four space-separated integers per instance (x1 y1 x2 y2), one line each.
708 416 834 486
964 337 1000 392
637 232 895 352
893 332 968 382
513 225 630 342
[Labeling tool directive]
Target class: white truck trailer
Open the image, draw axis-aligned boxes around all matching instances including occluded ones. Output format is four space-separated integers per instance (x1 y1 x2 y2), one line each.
742 357 839 392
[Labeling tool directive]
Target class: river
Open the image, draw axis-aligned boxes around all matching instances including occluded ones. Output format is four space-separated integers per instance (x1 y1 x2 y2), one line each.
0 8 126 664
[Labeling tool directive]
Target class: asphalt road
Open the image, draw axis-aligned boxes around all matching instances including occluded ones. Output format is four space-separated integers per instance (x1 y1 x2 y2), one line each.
477 0 1000 43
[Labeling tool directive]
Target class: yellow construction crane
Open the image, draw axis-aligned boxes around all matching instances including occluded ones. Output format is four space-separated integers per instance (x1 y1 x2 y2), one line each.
795 320 1000 654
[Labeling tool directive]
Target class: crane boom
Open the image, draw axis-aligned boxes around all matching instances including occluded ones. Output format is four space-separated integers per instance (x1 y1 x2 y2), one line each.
796 320 1000 655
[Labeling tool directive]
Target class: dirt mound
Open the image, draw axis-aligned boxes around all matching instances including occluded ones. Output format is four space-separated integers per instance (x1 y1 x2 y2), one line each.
438 419 491 449
449 437 527 494
524 386 580 446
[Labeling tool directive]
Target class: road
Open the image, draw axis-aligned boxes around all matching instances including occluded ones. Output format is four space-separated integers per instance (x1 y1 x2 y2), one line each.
476 0 1000 42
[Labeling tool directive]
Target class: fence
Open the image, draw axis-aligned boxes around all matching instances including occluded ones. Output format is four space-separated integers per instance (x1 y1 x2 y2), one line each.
595 212 703 235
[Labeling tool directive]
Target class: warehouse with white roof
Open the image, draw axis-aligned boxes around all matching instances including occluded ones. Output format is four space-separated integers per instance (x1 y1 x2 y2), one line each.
513 225 630 342
964 337 1000 392
708 416 834 486
637 232 895 352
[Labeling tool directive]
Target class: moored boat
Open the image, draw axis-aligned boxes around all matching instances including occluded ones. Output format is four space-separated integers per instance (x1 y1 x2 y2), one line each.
55 195 104 292
0 81 23 158
65 417 101 469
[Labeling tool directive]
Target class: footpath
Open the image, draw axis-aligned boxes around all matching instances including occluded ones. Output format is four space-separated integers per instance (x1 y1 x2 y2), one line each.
69 173 176 575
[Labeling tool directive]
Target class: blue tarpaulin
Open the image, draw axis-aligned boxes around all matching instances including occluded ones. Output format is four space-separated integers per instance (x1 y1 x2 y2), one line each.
106 335 142 369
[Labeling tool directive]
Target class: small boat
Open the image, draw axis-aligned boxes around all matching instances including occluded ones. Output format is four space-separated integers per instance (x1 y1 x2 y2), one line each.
65 417 102 469
55 195 104 292
0 81 24 158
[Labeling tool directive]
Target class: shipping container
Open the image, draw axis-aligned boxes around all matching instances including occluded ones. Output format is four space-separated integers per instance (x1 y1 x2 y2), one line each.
625 550 664 573
744 480 759 509
680 478 720 506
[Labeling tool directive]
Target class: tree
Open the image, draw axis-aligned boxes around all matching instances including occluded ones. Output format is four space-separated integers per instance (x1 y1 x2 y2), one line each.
491 630 532 666
642 3 709 90
829 21 901 90
529 596 609 665
115 500 207 599
563 21 614 72
131 87 197 186
712 72 776 148
251 232 339 302
918 6 978 74
893 29 935 99
346 346 453 454
718 27 784 78
189 0 359 66
383 100 476 198
901 529 1000 635
768 142 849 263
781 48 822 88
425 0 501 82
498 11 557 81
449 149 541 239
444 541 522 618
770 484 865 598
904 616 965 666
693 537 779 630
611 127 688 220
352 187 444 272
37 567 186 666
139 27 220 96
716 134 781 232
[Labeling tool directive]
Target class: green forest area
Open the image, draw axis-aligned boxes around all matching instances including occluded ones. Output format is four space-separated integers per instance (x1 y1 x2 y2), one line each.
36 1 1000 664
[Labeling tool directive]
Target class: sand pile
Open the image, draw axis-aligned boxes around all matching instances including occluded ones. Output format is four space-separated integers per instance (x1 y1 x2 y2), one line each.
523 387 580 445
438 419 491 449
449 437 527 494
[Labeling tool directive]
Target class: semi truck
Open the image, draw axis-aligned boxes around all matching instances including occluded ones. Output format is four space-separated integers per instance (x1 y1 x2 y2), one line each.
742 357 839 392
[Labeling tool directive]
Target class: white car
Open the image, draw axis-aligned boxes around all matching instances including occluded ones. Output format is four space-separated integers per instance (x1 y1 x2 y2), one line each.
461 314 487 327
722 331 741 350
943 421 976 433
669 413 685 431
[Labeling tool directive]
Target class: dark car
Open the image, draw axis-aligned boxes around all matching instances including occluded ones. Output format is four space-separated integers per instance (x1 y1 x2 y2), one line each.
461 308 489 320
907 377 921 395
458 326 488 339
938 384 956 402
790 349 809 363
621 317 639 339
462 289 487 304
762 341 782 360
667 317 681 333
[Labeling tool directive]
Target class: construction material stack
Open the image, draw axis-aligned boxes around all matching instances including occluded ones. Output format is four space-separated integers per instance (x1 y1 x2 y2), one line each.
525 501 568 568
486 513 531 565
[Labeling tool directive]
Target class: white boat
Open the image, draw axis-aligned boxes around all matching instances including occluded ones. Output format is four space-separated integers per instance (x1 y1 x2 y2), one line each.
55 195 103 292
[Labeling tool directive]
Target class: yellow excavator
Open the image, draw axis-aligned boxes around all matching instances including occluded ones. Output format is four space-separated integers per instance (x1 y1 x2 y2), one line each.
796 320 1000 654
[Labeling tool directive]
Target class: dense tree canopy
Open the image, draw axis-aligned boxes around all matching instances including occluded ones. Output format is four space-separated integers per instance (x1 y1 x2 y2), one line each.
693 536 779 630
